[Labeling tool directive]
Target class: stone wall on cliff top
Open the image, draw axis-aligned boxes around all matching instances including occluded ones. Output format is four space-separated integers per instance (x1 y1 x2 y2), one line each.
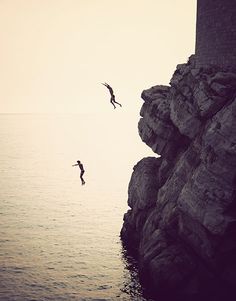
121 56 236 299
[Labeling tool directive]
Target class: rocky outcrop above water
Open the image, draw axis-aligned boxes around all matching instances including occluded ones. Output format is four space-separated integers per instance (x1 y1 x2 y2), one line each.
121 56 236 300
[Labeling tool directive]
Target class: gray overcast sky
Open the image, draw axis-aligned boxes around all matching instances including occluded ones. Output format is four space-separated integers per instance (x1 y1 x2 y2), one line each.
0 0 196 114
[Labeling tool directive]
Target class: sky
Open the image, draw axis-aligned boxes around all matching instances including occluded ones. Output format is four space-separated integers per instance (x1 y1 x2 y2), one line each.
0 0 196 115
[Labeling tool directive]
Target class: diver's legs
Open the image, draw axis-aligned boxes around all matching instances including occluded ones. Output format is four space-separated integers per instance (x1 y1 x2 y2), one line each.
80 172 85 185
110 99 116 109
113 100 122 107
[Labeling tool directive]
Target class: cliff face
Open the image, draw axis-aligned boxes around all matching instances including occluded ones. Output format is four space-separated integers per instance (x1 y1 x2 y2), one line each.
121 56 236 299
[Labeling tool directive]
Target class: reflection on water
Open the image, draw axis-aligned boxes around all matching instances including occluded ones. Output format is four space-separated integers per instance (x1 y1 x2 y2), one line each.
0 114 154 301
121 245 145 299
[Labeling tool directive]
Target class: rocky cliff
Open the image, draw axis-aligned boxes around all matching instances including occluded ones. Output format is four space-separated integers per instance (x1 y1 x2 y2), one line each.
121 56 236 300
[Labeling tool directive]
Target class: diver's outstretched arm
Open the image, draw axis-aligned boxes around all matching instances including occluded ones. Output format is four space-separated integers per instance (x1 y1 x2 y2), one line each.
102 82 113 93
102 82 109 87
101 83 108 88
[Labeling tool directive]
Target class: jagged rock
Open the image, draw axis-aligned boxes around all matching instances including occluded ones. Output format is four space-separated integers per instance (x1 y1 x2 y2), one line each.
121 157 161 252
138 85 190 160
169 88 201 138
121 56 236 300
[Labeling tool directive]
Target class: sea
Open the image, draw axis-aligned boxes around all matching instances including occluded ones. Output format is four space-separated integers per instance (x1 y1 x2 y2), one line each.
0 113 155 301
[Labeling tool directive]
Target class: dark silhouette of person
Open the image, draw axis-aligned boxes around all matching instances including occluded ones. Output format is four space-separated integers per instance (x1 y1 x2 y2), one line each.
72 160 85 185
102 82 122 109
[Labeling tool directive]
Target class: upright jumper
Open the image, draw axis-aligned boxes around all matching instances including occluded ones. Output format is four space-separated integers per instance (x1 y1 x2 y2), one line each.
102 83 122 109
72 160 85 185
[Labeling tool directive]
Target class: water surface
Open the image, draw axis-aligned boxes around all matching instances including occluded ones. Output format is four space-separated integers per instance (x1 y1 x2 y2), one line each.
0 114 153 301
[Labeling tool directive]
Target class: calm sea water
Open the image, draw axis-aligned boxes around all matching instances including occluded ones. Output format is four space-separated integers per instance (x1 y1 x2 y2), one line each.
0 114 154 301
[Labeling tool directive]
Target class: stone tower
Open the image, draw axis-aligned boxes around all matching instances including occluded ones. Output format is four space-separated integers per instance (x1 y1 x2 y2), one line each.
195 0 236 70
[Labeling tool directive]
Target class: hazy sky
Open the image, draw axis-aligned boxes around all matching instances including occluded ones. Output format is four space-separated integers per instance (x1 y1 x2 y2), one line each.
0 0 196 114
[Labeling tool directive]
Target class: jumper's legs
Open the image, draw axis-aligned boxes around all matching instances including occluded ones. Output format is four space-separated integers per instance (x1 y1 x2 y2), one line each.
113 100 122 107
80 171 85 185
110 99 116 109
